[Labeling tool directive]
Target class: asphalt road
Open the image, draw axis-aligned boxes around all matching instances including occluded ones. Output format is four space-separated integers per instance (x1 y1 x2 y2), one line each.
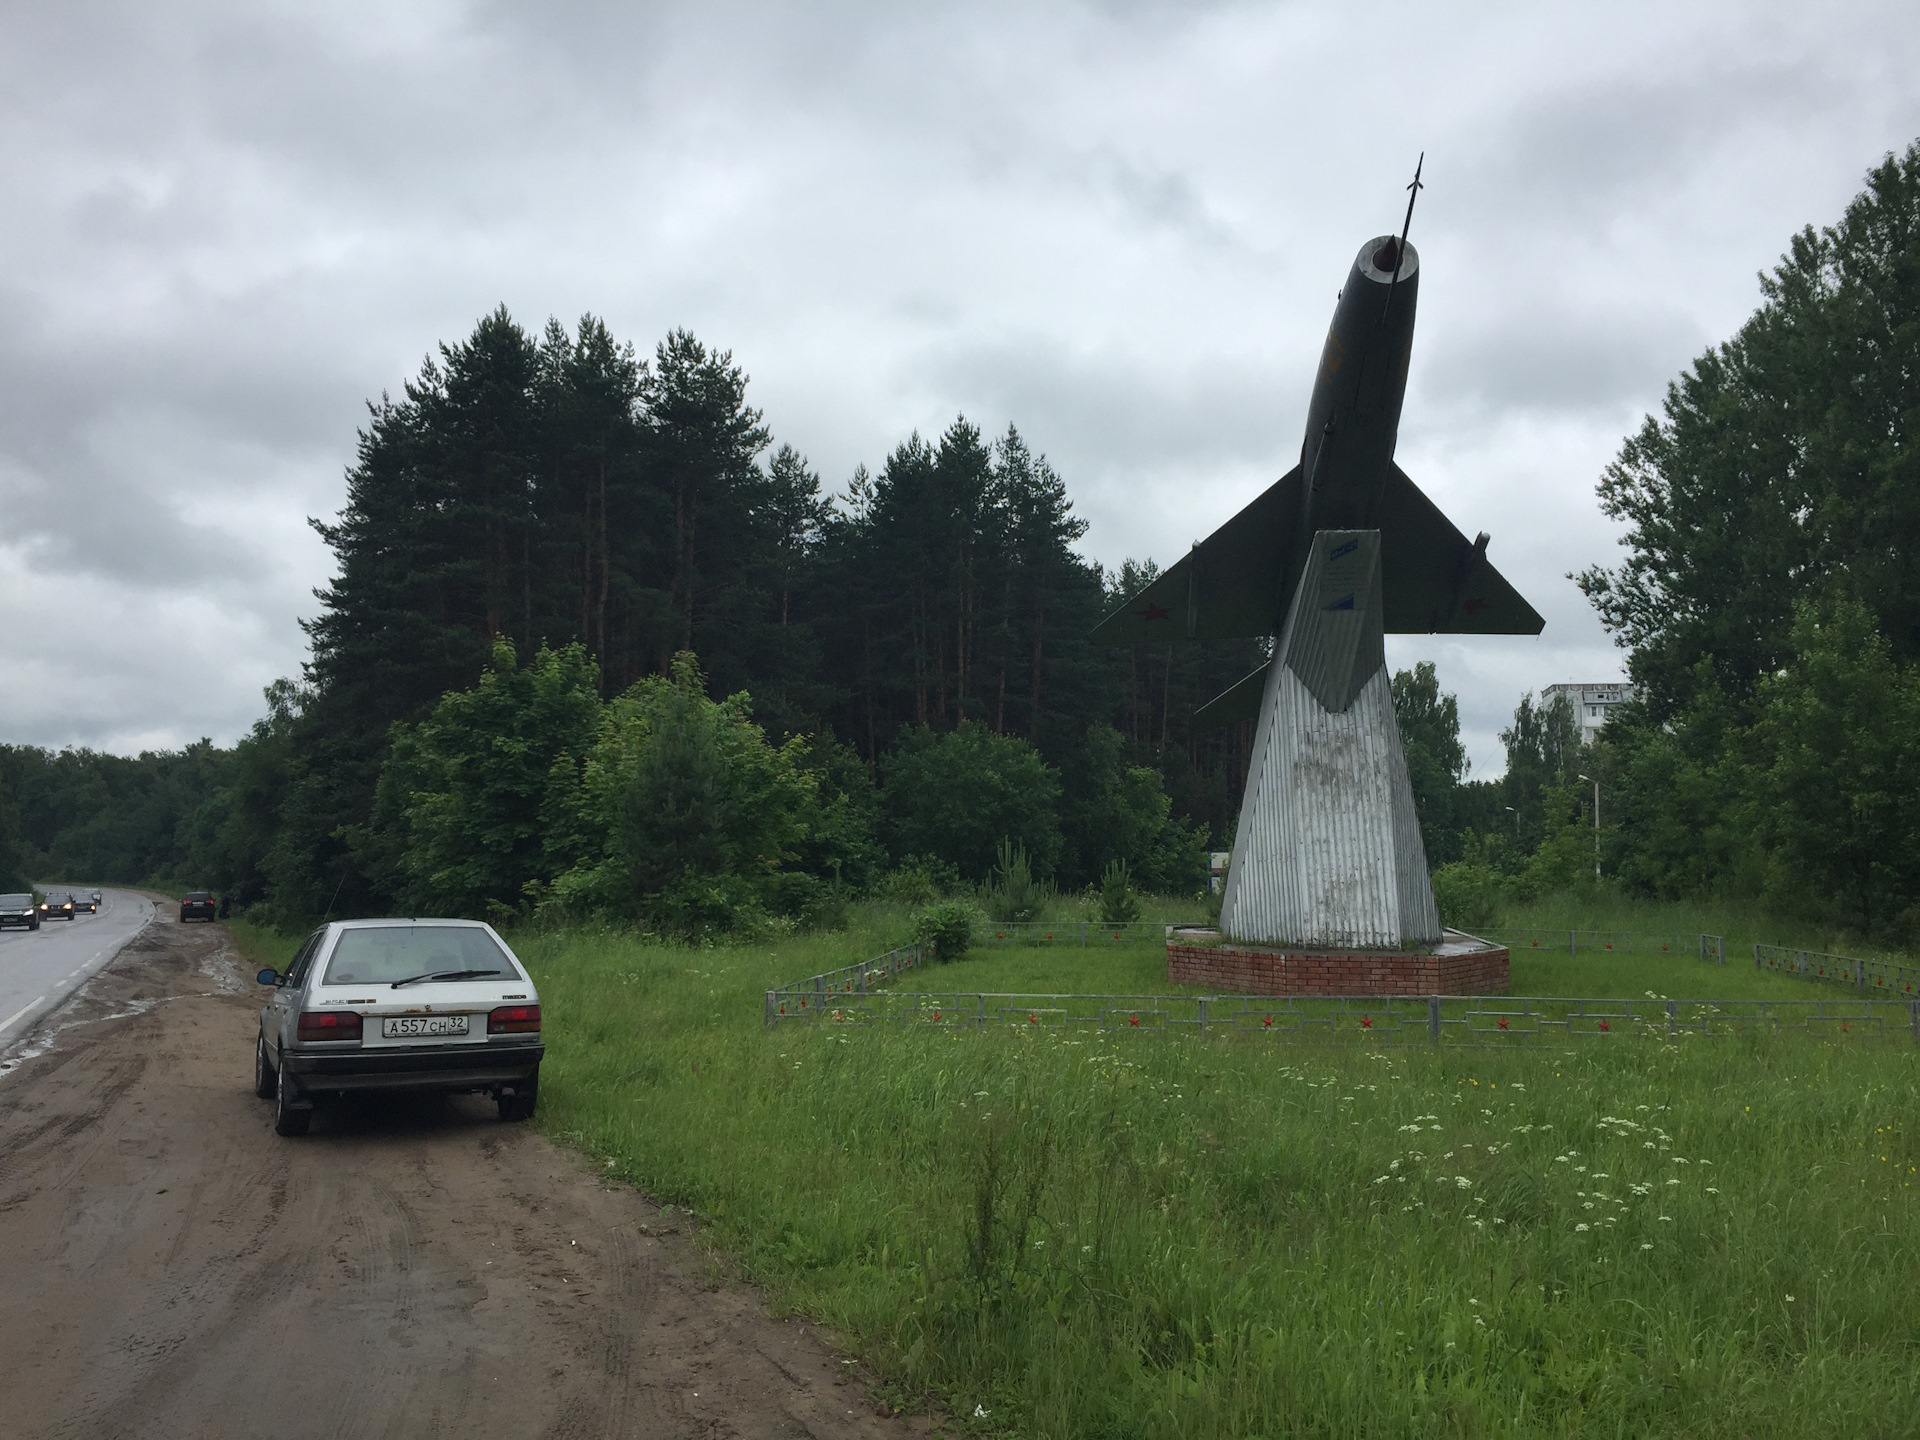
0 885 155 1045
0 908 915 1439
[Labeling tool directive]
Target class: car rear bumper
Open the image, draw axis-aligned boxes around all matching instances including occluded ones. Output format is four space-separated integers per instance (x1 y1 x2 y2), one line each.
281 1041 545 1096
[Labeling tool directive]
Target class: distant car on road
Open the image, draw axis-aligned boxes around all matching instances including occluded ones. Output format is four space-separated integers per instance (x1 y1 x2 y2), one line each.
40 891 75 921
73 892 97 914
253 918 543 1137
180 892 216 922
90 890 102 908
0 894 39 930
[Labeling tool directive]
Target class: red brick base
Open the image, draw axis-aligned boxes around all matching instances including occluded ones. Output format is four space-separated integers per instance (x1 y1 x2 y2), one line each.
1167 938 1508 996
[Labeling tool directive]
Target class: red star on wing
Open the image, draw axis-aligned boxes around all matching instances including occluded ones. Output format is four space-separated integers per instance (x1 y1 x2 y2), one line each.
1462 596 1488 615
1137 602 1173 622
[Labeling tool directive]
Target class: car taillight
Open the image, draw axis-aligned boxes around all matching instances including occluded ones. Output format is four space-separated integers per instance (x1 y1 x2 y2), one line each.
297 1010 363 1042
488 1004 541 1034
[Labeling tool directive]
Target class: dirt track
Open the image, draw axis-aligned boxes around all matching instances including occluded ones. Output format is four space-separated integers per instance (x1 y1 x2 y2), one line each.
0 909 914 1440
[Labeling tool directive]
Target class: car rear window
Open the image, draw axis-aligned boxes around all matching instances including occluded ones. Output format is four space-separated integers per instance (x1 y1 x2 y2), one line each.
185 892 212 901
320 926 521 986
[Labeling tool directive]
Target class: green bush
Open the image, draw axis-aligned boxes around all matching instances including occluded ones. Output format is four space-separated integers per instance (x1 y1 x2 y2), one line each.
541 653 816 936
881 724 1062 881
1097 857 1141 923
1430 859 1504 930
1060 722 1205 890
912 901 977 961
875 857 962 907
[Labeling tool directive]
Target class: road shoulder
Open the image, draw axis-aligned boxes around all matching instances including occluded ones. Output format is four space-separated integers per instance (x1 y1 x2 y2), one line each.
0 912 920 1440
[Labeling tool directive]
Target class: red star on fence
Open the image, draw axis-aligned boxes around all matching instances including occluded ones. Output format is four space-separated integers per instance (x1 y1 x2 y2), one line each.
1136 602 1173 622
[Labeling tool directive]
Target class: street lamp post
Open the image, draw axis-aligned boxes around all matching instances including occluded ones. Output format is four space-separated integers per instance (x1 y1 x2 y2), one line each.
1577 773 1600 882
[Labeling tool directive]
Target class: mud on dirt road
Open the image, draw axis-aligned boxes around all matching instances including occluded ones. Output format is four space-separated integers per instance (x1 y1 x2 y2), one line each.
0 909 916 1440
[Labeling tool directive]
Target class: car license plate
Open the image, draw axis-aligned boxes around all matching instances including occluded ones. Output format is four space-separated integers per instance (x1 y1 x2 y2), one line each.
382 1014 470 1038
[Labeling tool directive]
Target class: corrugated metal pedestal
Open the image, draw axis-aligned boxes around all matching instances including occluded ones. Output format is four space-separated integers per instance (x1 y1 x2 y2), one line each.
1219 528 1442 950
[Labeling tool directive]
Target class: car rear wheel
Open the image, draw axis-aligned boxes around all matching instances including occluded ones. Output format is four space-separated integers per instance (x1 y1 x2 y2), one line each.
254 1034 276 1099
273 1062 310 1136
497 1072 538 1122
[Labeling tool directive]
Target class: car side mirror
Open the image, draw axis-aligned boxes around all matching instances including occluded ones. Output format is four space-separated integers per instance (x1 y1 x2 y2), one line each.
256 968 279 986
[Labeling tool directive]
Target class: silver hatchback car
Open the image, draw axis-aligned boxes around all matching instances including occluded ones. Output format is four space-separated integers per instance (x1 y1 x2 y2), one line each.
254 918 543 1136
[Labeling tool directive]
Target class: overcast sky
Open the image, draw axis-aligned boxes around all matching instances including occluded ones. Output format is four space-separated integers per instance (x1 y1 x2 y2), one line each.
3 1 1918 775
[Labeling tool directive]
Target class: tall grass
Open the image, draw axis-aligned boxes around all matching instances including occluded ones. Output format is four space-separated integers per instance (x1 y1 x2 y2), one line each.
1494 890 1920 966
520 923 1920 1438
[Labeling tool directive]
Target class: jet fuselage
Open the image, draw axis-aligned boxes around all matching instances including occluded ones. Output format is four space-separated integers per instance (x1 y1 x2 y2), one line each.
1294 235 1419 555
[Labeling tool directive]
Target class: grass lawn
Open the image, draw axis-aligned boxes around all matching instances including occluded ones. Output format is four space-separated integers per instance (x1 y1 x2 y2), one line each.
217 901 1920 1435
512 918 1920 1439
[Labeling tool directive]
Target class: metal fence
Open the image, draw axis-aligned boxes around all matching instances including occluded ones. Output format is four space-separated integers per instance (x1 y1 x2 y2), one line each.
973 920 1179 947
1482 929 1726 963
763 942 927 1024
765 988 1920 1044
1754 943 1920 997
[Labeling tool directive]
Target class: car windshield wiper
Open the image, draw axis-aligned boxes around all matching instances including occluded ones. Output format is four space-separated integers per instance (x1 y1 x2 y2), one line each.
389 968 503 989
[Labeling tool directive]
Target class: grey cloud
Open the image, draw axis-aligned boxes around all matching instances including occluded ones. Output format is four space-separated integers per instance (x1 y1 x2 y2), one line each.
1416 300 1706 418
0 0 1917 754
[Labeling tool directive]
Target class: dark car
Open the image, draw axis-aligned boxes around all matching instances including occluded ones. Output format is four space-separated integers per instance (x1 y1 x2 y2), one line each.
40 891 76 921
0 894 39 930
73 891 97 914
254 919 542 1136
181 891 217 923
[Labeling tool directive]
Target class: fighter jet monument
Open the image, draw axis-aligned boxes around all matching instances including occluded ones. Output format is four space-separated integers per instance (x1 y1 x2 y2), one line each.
1094 170 1542 951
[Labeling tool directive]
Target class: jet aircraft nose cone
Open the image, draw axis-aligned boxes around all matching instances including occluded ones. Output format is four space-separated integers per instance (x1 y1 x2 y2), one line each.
1371 238 1400 272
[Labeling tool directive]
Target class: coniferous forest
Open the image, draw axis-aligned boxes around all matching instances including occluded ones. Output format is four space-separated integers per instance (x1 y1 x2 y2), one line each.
8 144 1920 943
0 315 1274 925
